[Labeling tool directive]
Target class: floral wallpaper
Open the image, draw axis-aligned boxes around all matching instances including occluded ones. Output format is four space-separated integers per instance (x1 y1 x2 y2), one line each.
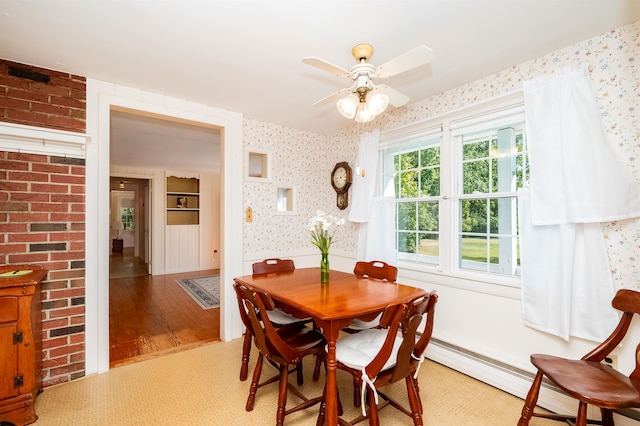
243 20 640 289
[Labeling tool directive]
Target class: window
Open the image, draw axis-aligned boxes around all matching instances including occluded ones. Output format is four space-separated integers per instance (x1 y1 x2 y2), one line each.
453 109 526 276
121 207 134 231
381 129 442 266
380 99 527 281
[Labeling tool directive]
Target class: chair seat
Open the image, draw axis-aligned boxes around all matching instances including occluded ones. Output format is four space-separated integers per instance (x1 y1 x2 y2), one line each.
266 307 311 325
335 328 402 371
531 354 640 407
347 313 382 331
276 324 326 354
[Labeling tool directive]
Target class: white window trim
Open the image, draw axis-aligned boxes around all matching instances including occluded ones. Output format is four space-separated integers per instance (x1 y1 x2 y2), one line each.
380 91 525 298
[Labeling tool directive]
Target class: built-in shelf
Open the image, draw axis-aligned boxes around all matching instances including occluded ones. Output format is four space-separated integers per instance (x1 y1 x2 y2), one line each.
166 176 199 225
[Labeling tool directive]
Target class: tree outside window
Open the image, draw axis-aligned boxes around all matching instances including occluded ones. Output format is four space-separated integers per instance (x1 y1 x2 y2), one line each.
121 207 134 231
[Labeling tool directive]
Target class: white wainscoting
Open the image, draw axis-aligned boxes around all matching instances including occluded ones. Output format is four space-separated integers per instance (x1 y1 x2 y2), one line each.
165 224 200 274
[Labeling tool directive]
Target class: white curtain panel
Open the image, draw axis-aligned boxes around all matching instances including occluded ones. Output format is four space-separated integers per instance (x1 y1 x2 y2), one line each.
520 64 640 341
356 197 397 264
349 129 380 223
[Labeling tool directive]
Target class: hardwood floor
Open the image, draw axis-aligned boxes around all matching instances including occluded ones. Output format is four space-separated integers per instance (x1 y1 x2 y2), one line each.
109 248 220 368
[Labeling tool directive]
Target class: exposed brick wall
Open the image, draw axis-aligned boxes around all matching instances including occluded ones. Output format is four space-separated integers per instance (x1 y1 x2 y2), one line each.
0 59 86 133
0 152 86 386
0 59 87 387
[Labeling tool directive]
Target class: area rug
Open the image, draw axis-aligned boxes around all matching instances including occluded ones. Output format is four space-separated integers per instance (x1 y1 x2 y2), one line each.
175 275 220 309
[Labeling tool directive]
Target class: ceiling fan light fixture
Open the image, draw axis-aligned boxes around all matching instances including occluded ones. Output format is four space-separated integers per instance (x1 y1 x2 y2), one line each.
355 102 375 123
337 93 358 119
367 91 389 116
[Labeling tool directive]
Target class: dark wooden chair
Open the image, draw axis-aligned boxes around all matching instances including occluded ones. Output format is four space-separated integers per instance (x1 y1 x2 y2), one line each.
345 261 398 332
238 258 312 381
353 260 398 282
234 283 326 426
318 291 438 426
518 289 640 426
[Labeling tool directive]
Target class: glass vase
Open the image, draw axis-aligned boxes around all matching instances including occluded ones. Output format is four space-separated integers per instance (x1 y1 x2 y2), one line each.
320 252 330 284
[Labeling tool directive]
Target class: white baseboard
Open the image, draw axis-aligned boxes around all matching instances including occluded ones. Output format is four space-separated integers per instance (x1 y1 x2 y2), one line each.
425 339 640 425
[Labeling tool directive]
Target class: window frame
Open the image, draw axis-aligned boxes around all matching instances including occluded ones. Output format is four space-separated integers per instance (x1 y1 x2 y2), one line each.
379 92 525 295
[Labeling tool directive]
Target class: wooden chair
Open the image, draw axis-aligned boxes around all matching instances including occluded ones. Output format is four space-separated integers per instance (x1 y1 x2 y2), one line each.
234 283 326 426
345 261 398 332
238 258 312 381
318 291 438 426
518 289 640 426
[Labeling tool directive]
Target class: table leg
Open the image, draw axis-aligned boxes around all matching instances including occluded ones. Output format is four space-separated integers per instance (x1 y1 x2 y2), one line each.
315 319 349 426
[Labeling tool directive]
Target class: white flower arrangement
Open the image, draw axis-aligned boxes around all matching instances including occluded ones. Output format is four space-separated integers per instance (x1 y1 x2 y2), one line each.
308 210 345 254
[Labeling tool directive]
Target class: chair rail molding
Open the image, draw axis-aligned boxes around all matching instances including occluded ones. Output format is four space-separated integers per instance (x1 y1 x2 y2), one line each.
0 121 89 158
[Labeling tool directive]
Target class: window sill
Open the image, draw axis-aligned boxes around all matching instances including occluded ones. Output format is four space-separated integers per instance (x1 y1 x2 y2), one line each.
397 261 522 300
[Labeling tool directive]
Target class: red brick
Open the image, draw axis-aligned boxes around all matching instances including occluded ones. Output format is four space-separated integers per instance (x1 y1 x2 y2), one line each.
50 193 83 203
8 171 49 182
48 269 84 280
30 183 69 193
49 287 85 299
69 241 85 251
8 212 49 222
7 152 47 162
0 200 28 211
70 204 84 213
48 115 85 132
0 159 30 170
42 356 71 369
31 163 70 174
0 181 28 191
11 192 49 202
0 96 29 110
31 202 68 212
0 223 28 233
70 166 85 176
9 233 48 243
48 361 84 376
6 87 49 103
49 95 84 110
49 343 84 358
49 213 84 221
50 252 84 261
31 83 70 98
42 336 68 349
70 316 85 325
50 174 84 185
0 243 26 253
8 253 48 263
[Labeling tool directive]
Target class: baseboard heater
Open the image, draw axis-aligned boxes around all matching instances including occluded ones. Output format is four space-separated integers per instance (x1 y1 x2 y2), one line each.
425 337 640 424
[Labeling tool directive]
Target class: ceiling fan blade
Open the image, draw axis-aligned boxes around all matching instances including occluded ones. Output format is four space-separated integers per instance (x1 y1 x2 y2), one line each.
376 85 410 107
302 57 351 78
375 45 434 78
312 88 351 107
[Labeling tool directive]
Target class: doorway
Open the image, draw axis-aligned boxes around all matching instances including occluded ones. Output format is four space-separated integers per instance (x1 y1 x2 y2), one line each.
86 82 244 374
107 109 222 367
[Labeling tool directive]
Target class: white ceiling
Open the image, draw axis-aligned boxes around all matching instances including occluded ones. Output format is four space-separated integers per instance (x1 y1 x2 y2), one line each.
2 1 639 171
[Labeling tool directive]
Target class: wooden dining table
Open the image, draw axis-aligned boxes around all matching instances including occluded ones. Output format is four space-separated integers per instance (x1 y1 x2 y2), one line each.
233 267 427 426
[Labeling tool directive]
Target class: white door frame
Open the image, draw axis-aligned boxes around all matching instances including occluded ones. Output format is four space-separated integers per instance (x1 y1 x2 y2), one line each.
85 79 244 374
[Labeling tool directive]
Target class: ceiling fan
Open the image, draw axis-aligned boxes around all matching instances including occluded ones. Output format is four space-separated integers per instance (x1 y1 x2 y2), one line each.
302 43 434 122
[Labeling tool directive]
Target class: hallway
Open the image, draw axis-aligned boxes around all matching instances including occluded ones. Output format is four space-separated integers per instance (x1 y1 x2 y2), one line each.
109 248 220 367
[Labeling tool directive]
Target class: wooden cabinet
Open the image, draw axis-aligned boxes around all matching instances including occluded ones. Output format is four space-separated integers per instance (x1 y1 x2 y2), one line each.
0 265 46 426
166 176 199 225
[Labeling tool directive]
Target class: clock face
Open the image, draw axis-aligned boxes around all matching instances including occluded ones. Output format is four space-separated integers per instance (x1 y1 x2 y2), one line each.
331 162 352 193
333 167 347 189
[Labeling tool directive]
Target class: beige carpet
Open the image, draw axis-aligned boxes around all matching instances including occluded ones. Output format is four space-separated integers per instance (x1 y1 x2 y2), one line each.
33 337 558 425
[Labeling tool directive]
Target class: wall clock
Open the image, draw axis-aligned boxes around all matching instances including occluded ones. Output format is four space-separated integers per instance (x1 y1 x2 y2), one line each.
331 162 352 210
